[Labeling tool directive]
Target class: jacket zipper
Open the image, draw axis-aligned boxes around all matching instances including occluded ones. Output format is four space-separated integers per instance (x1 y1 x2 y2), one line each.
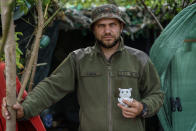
107 66 112 131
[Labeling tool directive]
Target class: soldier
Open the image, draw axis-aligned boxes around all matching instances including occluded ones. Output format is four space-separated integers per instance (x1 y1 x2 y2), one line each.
2 4 164 131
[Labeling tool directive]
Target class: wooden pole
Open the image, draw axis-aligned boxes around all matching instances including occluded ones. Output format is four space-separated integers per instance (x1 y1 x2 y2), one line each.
1 0 16 131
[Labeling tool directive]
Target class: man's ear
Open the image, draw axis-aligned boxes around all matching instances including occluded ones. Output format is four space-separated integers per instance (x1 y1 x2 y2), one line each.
92 26 96 35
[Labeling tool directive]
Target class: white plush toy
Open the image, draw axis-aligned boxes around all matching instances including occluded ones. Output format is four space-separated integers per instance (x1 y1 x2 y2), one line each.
118 88 133 107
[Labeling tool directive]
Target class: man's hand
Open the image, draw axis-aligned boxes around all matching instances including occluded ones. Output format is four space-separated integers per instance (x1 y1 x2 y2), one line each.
2 97 24 120
117 99 143 118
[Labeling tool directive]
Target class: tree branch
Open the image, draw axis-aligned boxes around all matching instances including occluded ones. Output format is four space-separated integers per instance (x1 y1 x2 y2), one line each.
20 0 61 95
140 0 163 31
21 17 35 27
44 3 49 19
27 52 38 92
44 7 61 29
17 0 44 102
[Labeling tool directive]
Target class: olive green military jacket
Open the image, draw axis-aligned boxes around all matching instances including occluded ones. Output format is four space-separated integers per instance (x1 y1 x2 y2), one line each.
22 40 164 131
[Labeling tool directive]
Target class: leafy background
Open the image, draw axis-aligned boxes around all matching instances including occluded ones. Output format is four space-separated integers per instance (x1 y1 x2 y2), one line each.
2 0 195 69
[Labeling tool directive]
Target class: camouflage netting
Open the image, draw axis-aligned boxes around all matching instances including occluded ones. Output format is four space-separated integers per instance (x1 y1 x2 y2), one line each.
150 3 196 131
55 5 163 36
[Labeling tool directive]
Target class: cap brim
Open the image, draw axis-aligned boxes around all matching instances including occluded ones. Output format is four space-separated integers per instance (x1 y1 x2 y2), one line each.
90 15 125 29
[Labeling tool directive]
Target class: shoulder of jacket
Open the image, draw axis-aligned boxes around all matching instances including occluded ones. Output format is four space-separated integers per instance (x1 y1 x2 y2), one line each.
71 46 93 62
124 46 149 67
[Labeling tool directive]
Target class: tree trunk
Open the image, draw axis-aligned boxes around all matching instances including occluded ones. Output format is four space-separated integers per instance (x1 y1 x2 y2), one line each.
1 1 16 131
5 20 16 131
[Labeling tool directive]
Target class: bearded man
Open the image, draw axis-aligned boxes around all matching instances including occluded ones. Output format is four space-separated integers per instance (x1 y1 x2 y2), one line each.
3 4 164 131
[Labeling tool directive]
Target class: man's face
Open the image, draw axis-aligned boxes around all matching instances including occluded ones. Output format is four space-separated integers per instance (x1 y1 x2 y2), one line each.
93 18 123 48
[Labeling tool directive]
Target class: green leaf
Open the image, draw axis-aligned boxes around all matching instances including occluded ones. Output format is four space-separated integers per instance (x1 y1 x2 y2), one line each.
15 32 23 41
43 0 50 6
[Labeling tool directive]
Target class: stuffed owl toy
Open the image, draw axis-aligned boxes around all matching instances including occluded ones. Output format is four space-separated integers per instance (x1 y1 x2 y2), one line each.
118 88 133 107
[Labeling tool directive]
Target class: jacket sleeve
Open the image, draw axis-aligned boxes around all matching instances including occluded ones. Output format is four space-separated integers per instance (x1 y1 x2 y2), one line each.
140 58 164 117
22 53 76 119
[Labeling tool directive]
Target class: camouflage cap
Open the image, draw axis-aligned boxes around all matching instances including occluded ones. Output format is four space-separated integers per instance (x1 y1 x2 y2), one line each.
90 4 125 29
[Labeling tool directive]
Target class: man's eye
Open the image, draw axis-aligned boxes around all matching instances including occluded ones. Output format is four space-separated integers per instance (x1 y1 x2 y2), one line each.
110 23 116 27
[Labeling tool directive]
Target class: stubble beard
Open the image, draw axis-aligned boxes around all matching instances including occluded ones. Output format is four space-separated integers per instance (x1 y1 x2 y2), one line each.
96 36 121 49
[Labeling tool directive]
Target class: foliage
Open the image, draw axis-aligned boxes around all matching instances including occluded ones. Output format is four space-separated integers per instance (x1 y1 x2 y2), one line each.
10 0 195 67
57 0 195 30
16 0 31 14
13 0 196 22
0 32 24 69
15 0 195 27
15 0 51 16
58 0 195 10
15 32 24 69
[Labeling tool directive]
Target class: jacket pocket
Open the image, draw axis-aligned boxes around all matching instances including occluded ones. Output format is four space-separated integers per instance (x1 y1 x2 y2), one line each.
80 72 101 77
114 71 139 97
79 71 105 100
118 71 139 78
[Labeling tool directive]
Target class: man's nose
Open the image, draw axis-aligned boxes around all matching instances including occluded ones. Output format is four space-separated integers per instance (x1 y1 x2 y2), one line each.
104 26 111 34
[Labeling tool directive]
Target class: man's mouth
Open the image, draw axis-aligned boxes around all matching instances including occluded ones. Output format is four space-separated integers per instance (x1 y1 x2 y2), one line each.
103 36 113 39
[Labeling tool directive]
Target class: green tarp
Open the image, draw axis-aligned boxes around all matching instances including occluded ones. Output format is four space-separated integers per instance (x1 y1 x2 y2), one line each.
150 3 196 131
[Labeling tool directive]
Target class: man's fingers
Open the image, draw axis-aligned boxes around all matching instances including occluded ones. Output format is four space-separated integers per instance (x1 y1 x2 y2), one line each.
117 103 131 112
13 103 24 119
13 103 22 110
2 97 11 120
118 100 143 118
122 111 135 118
120 108 137 118
123 110 133 116
122 99 136 107
118 103 137 113
2 97 24 119
117 103 124 109
3 97 6 107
